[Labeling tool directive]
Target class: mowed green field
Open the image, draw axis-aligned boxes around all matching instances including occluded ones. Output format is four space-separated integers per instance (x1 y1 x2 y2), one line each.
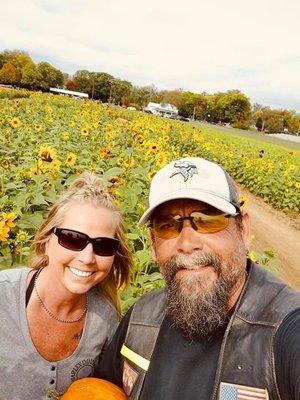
194 121 300 151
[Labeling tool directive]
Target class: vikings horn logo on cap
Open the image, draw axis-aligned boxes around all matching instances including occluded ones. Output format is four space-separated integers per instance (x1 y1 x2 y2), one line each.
170 160 198 182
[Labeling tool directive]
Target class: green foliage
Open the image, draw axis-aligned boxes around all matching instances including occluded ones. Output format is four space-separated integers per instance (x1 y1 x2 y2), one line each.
248 249 281 275
179 91 208 119
252 104 300 135
208 90 251 126
0 88 31 99
0 62 21 85
20 63 43 90
37 62 64 91
1 50 33 70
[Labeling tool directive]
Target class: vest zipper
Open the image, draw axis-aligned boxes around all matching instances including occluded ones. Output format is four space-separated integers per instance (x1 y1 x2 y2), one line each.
210 273 249 400
209 312 235 400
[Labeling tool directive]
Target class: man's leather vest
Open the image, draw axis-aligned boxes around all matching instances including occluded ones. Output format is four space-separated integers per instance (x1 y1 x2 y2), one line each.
122 262 300 400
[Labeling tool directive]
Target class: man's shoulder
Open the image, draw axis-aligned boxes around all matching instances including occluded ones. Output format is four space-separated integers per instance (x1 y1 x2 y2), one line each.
135 287 166 304
130 288 166 326
239 262 300 323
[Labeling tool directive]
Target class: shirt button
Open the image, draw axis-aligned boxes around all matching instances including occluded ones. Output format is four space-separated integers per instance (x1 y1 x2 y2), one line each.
50 379 55 385
51 366 56 371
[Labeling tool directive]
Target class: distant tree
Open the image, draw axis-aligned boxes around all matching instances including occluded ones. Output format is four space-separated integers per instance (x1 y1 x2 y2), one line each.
207 92 224 123
37 62 63 91
0 62 21 85
255 116 263 131
207 91 251 128
128 85 159 108
93 72 115 102
179 92 207 119
74 70 121 101
20 63 42 90
65 80 76 91
63 73 70 85
223 91 251 128
1 50 33 70
74 70 91 94
0 53 5 69
113 79 132 105
280 109 300 135
158 90 183 108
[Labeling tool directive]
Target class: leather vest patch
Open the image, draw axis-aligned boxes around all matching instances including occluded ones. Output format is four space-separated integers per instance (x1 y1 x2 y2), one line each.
123 360 139 396
218 382 269 399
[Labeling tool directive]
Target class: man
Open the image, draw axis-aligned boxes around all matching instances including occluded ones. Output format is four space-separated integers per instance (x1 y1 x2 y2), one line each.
95 157 300 400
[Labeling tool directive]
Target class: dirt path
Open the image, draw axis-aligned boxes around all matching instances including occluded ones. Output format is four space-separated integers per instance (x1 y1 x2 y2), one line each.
239 188 300 290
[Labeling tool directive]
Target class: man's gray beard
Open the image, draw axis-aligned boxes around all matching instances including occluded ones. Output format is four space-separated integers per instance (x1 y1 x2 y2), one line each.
160 251 245 341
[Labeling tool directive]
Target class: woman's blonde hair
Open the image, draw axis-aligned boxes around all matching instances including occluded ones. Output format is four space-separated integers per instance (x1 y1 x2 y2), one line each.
29 172 132 315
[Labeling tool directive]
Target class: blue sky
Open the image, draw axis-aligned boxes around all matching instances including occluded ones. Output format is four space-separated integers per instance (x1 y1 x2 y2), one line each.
1 0 299 111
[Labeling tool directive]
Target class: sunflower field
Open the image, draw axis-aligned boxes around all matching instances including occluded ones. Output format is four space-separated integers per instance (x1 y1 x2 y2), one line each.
0 89 299 307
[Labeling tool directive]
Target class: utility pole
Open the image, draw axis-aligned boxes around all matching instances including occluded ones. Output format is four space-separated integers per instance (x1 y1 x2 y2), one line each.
91 79 95 100
192 106 196 121
108 79 114 104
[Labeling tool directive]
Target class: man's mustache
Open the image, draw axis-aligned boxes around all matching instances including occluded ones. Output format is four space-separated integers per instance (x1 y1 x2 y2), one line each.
160 252 221 278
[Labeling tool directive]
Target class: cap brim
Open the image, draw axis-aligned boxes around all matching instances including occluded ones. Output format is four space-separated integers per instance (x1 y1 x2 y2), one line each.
138 190 237 225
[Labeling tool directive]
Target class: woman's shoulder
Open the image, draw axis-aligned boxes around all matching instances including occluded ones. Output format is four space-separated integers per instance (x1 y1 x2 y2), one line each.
88 287 119 338
0 267 30 285
89 286 117 313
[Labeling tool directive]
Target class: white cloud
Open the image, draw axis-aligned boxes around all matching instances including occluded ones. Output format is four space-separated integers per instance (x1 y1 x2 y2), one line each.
1 0 299 110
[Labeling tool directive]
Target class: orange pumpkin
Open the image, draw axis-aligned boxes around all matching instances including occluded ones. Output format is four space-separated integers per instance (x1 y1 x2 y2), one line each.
61 377 127 400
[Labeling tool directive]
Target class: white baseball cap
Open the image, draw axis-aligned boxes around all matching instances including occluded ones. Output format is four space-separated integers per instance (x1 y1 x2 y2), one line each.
139 157 240 225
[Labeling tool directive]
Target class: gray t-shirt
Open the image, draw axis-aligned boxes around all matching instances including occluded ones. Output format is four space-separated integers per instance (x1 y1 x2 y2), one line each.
0 267 119 399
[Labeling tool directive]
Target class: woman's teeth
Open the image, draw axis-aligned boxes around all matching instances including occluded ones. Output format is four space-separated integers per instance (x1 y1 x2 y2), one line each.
69 267 93 277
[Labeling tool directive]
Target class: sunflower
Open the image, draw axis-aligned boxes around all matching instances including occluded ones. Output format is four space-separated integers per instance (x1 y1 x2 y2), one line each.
34 124 43 132
156 152 168 168
1 159 10 169
39 145 57 163
134 134 144 145
66 153 77 166
145 141 160 158
98 147 112 158
109 176 125 187
16 230 30 243
2 212 17 228
0 221 10 242
81 127 89 136
10 117 21 128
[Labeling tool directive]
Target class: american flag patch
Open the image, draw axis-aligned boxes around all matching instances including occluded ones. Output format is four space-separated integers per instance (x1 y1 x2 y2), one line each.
219 382 269 400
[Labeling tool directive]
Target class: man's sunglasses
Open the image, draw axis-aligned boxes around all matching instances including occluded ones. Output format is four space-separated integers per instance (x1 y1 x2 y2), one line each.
150 210 240 239
52 228 119 257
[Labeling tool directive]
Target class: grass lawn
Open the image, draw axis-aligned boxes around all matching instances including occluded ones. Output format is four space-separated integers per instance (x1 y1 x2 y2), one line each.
193 121 300 152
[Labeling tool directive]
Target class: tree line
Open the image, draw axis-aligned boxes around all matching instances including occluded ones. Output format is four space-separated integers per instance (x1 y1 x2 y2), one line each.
0 50 299 135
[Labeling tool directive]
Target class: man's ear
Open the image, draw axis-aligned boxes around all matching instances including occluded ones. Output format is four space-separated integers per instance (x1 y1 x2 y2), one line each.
149 229 157 262
241 212 251 251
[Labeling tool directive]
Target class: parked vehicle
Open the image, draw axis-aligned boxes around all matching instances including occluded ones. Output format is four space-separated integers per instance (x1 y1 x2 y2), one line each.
169 115 189 122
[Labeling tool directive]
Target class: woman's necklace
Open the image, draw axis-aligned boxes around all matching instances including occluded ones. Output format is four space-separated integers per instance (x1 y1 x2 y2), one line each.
34 268 88 323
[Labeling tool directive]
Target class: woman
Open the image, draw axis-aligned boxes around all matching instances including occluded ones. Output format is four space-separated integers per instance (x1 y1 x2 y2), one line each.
0 173 132 400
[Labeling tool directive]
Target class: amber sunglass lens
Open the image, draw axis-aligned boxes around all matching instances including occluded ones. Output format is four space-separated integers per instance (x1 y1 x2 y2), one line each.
152 216 180 239
192 212 229 233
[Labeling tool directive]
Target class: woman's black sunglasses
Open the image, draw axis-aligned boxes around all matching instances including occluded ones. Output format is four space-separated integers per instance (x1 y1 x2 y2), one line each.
52 227 119 257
